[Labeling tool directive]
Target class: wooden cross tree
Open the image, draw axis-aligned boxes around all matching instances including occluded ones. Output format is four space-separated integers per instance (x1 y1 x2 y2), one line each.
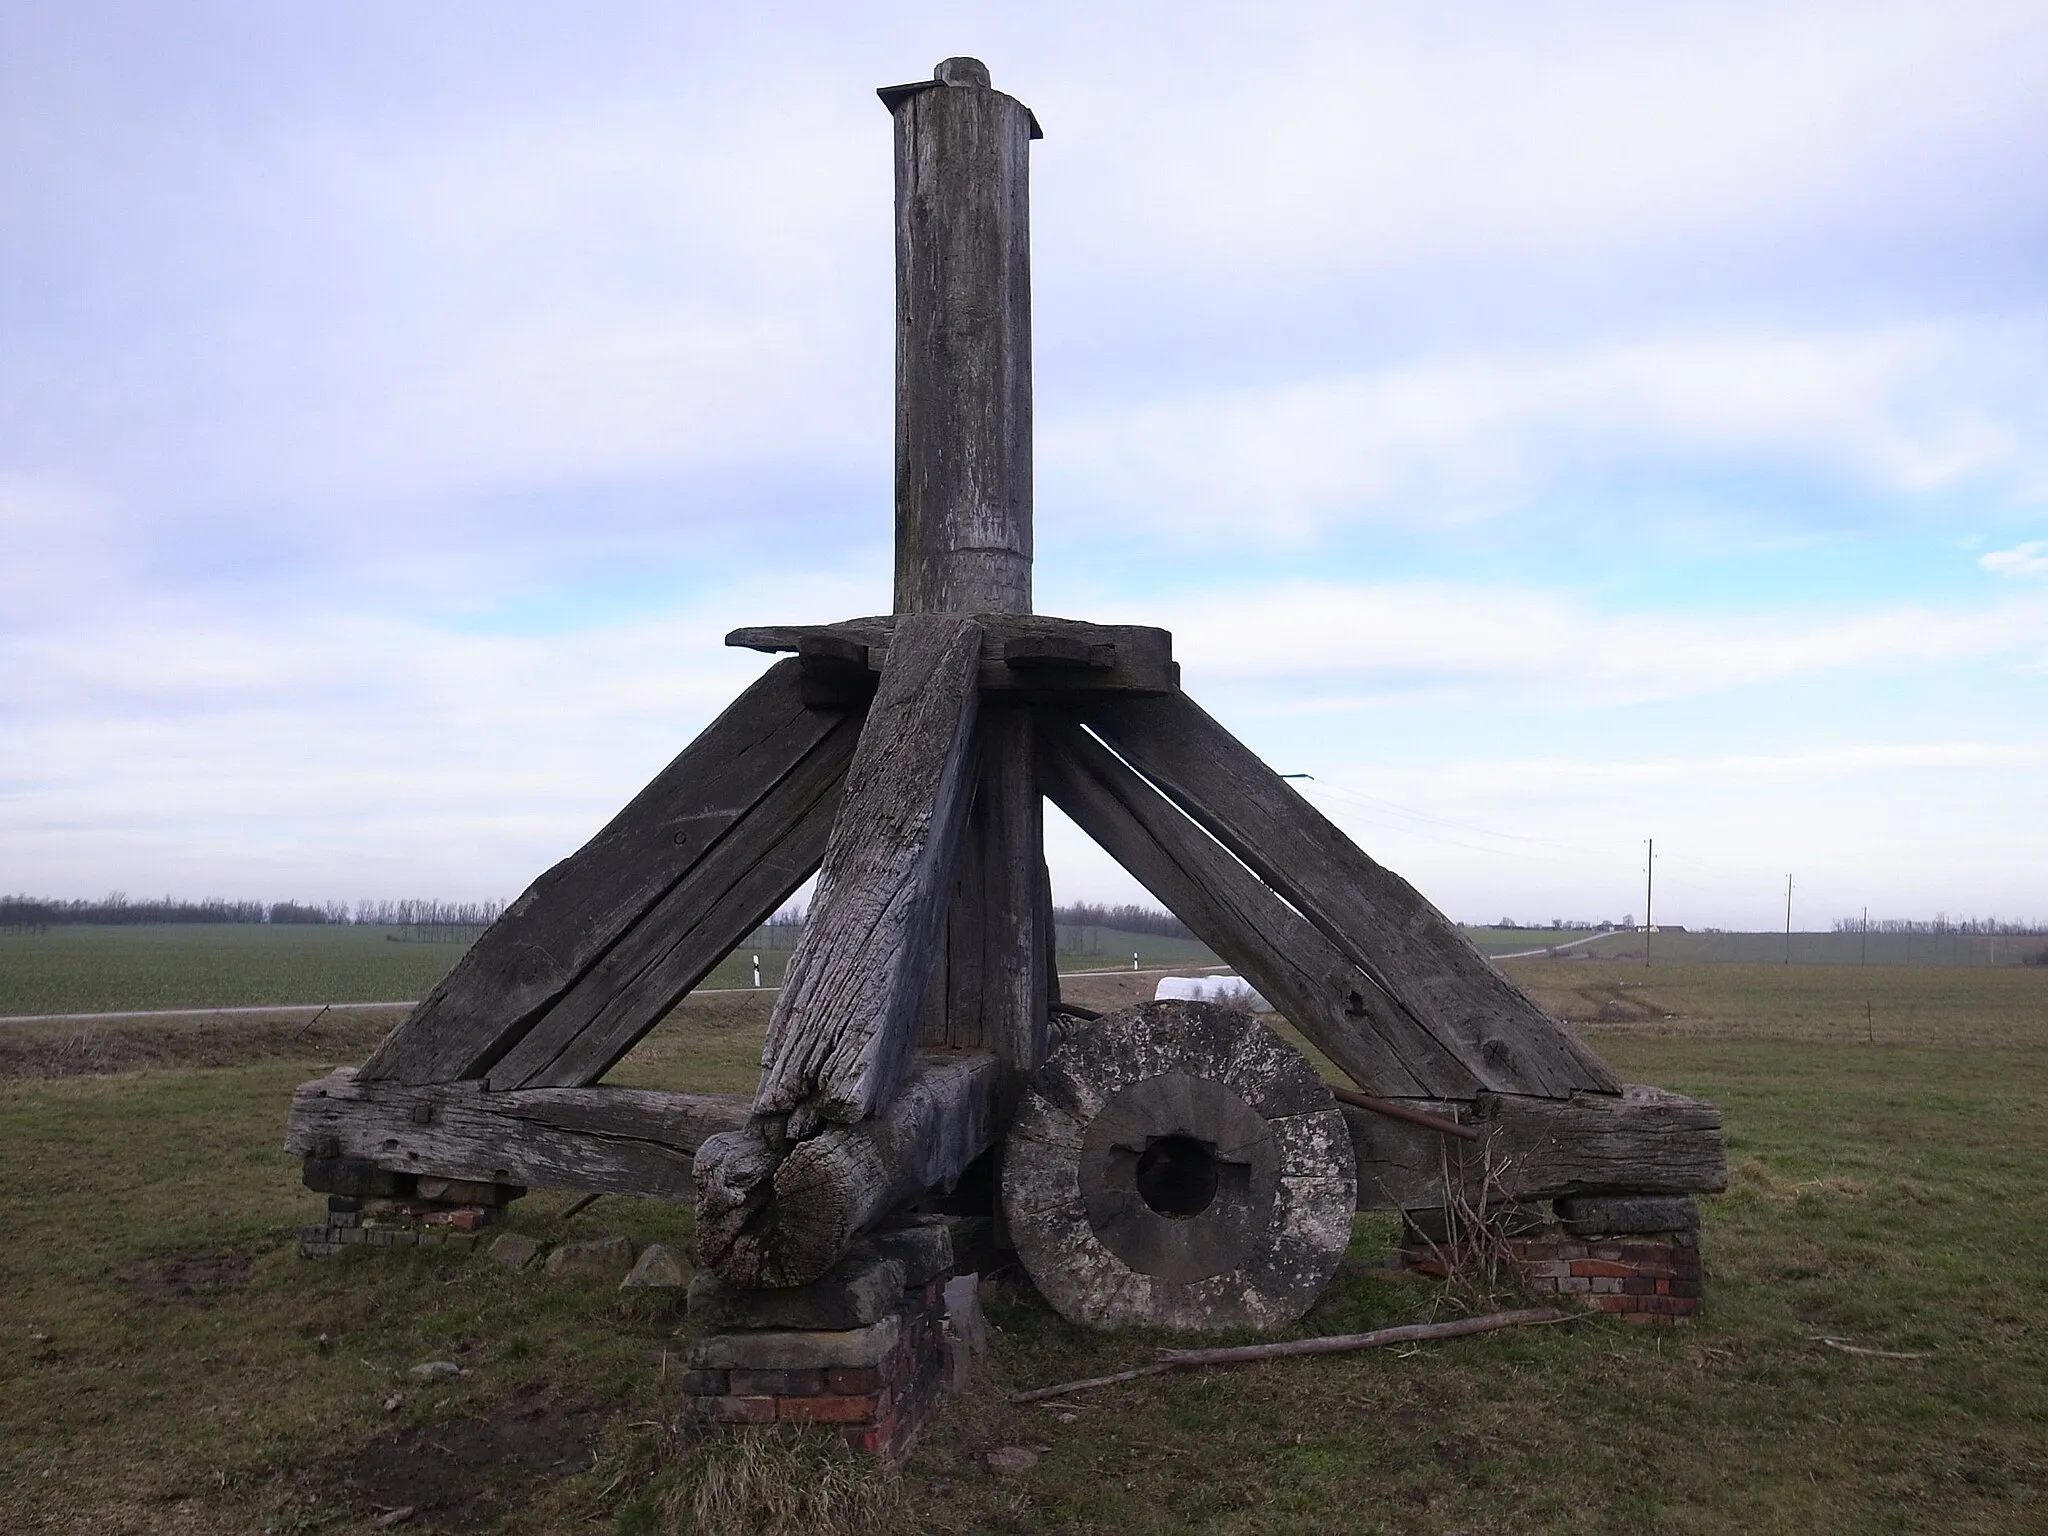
290 60 1711 1324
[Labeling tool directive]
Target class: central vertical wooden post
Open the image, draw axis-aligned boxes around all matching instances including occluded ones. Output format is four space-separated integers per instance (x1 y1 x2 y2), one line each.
886 55 1038 616
881 57 1050 1082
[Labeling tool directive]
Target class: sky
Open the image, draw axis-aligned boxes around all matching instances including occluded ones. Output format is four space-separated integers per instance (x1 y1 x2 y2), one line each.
3 1 2046 931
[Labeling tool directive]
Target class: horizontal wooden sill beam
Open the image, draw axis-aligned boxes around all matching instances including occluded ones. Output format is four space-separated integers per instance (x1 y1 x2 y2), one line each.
286 1070 751 1203
728 615 1177 696
1345 1083 1726 1211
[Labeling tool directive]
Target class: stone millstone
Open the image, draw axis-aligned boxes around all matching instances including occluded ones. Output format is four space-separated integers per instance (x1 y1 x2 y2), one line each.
1001 999 1356 1332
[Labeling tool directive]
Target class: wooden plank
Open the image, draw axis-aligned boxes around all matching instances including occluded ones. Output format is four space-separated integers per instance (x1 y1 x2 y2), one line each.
887 59 1036 615
728 615 1176 696
1080 695 1620 1099
285 1070 750 1202
484 712 860 1089
1340 1085 1725 1210
357 659 847 1086
694 1052 1004 1287
1037 718 1460 1099
924 707 1049 1070
1475 1085 1726 1198
752 614 984 1131
978 706 1050 1075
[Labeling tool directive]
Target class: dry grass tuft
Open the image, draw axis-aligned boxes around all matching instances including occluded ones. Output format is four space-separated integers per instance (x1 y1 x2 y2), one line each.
660 1430 905 1536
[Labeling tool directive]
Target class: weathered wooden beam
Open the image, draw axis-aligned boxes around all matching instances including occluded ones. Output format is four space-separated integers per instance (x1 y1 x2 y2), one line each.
752 614 984 1131
357 659 849 1086
1037 717 1471 1099
728 615 1176 696
923 706 1050 1076
1475 1084 1726 1199
285 1069 750 1202
884 57 1038 616
1080 694 1620 1099
484 712 859 1090
1341 1085 1725 1210
694 1053 1004 1288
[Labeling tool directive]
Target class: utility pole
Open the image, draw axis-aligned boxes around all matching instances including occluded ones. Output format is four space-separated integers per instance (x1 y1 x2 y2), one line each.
1644 838 1654 969
1861 904 1868 965
1784 874 1793 965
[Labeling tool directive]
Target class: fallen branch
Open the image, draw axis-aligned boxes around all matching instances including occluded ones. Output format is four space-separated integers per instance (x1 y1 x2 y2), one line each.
1010 1308 1566 1403
1815 1336 1933 1360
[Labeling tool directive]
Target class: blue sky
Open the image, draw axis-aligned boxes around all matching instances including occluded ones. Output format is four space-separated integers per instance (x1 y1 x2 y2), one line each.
4 1 2045 929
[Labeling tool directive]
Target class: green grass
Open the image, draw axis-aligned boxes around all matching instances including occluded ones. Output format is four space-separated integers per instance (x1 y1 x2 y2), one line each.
0 924 1220 1018
1474 926 2044 967
1 969 2044 1531
0 925 465 1016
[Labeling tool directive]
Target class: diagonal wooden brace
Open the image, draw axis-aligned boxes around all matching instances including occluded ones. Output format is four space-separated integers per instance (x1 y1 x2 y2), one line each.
1080 693 1619 1098
484 710 860 1090
1036 716 1473 1099
357 659 854 1086
751 612 986 1131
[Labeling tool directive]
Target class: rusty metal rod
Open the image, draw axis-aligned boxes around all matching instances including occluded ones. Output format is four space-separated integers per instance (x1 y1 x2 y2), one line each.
1330 1086 1482 1142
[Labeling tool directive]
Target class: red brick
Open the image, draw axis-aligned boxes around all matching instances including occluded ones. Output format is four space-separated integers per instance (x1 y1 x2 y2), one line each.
1667 1279 1703 1298
779 1393 880 1424
1515 1242 1560 1261
1622 1277 1658 1296
1590 1294 1629 1313
826 1366 883 1395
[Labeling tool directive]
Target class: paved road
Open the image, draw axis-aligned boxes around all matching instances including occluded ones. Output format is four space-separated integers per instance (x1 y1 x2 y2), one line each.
3 966 1241 1027
1488 930 1617 961
0 983 790 1027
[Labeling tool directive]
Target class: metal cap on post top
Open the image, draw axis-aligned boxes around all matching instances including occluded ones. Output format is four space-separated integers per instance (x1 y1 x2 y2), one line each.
880 59 1040 617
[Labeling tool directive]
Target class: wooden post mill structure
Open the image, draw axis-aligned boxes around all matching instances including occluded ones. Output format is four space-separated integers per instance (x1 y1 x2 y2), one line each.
288 58 1724 1449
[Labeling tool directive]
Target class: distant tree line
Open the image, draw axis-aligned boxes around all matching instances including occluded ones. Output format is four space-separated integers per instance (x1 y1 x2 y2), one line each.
1052 903 1194 940
744 901 1196 955
1831 914 2046 935
1482 918 1628 932
0 894 503 934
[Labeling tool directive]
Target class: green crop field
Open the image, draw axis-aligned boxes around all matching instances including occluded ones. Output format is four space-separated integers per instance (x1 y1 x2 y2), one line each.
1465 925 2044 967
1 959 2043 1533
0 923 1221 1019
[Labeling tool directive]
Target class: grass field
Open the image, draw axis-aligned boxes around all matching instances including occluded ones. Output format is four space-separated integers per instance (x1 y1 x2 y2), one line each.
1469 926 2044 967
0 924 1224 1019
1 957 2043 1532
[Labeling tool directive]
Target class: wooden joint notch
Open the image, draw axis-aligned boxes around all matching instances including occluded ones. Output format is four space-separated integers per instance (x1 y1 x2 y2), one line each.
728 615 1177 697
998 634 1114 671
796 634 879 708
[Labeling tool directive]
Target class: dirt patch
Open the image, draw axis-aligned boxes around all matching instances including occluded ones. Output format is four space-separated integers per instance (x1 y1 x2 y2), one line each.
331 1386 604 1531
1556 982 1668 1027
0 1010 402 1079
118 1248 252 1306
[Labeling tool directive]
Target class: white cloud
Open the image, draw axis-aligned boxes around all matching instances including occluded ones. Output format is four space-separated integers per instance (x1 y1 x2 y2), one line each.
1149 579 2048 708
1982 540 2048 578
1043 325 2044 540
